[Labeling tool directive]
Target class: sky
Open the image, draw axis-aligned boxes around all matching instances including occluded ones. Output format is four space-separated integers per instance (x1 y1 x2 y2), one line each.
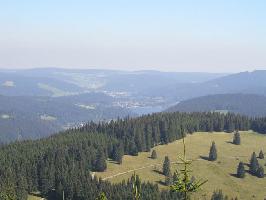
0 0 266 72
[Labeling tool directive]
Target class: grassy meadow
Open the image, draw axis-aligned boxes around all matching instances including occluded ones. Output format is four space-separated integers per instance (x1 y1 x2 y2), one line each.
96 131 266 200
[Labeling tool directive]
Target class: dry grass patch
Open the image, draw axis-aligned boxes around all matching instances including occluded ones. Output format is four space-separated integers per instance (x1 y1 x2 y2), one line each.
96 131 266 200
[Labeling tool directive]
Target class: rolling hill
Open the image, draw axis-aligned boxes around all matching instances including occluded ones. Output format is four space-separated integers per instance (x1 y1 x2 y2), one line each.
0 93 133 143
158 70 266 101
166 93 266 117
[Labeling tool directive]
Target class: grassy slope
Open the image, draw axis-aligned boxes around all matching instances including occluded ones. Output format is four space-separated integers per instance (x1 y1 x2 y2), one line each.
96 131 266 200
27 195 44 200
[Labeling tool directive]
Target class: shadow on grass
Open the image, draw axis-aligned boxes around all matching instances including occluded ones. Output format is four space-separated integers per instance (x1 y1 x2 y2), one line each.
226 141 234 144
199 155 210 161
152 169 164 175
108 159 121 165
155 180 167 186
230 173 239 178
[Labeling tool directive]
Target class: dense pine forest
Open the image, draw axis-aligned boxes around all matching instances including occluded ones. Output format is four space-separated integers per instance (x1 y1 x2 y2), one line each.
0 112 266 200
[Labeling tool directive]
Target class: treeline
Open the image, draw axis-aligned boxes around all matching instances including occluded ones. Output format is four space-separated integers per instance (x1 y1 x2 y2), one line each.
0 112 265 199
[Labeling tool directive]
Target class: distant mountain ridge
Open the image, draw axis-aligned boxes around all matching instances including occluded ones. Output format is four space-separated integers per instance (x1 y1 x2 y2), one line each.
2 68 266 143
166 93 266 117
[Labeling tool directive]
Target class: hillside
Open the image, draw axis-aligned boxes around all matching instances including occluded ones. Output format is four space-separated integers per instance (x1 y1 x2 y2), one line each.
96 131 266 200
0 111 266 199
159 70 266 101
0 93 133 143
166 94 266 117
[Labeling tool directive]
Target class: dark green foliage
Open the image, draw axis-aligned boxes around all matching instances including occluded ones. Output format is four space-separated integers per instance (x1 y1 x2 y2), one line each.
151 150 157 159
211 190 229 200
258 150 264 159
236 162 245 178
209 141 217 161
112 143 124 164
257 165 265 178
94 150 107 172
165 173 173 186
95 192 108 200
172 172 179 183
250 152 259 175
167 93 266 118
233 131 241 145
163 156 171 176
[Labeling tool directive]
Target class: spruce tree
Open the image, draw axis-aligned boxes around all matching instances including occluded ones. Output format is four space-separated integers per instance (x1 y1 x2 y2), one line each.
209 141 217 161
258 150 264 159
172 172 179 183
113 144 124 164
249 152 259 175
236 162 245 178
165 172 173 186
95 150 107 172
256 165 265 178
151 150 157 159
233 131 241 145
163 156 171 176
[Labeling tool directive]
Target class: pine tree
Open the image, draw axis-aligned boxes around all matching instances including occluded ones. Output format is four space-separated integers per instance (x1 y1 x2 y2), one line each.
172 172 179 183
236 162 245 178
163 156 171 176
151 150 157 159
165 172 173 186
258 150 264 159
209 141 217 161
249 152 259 175
233 131 241 145
113 144 124 164
256 165 265 178
95 150 107 172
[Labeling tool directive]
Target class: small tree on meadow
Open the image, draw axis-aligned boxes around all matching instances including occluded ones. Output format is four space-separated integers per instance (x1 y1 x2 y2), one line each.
163 156 171 176
258 150 264 159
257 165 265 178
172 172 179 183
233 131 241 145
236 162 245 178
249 152 259 175
209 141 217 161
170 134 207 200
165 172 173 186
151 150 157 159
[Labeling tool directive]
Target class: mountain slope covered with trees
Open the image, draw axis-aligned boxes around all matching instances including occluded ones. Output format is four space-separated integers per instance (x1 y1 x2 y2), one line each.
0 93 133 143
166 94 266 117
1 111 266 199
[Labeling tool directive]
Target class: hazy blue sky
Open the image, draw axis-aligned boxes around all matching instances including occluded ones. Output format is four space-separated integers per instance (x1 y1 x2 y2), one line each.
0 0 265 72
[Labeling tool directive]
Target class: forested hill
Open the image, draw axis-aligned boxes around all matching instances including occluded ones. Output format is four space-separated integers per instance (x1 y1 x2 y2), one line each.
0 93 133 143
1 111 266 199
166 94 266 117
